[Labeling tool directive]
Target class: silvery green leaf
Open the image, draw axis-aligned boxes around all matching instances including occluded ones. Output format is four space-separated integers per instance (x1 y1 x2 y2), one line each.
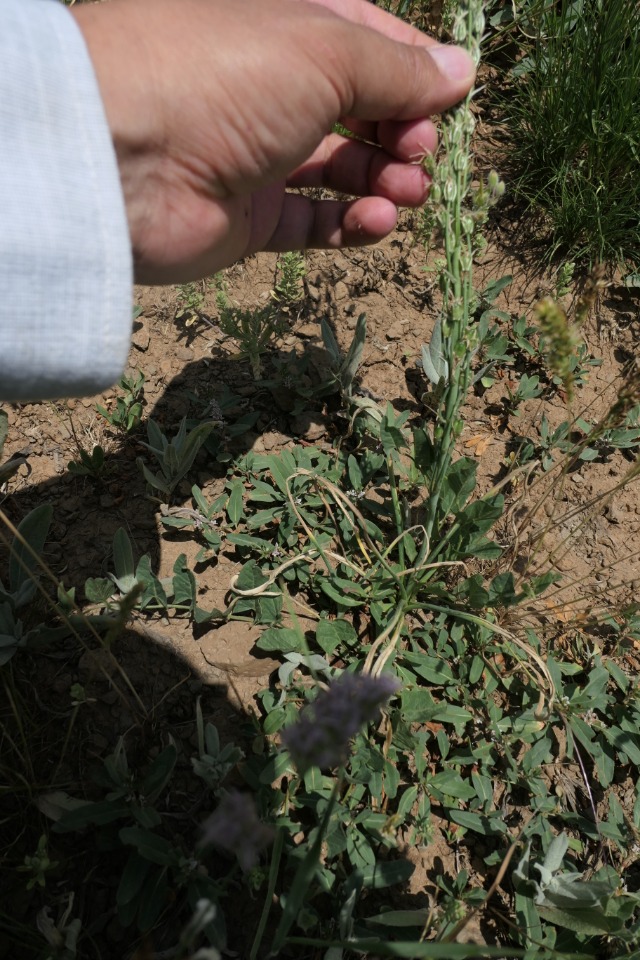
10 504 52 599
543 875 612 910
340 313 367 388
351 396 383 422
278 661 297 689
543 832 569 873
138 459 171 496
320 316 342 366
146 417 166 453
421 317 449 386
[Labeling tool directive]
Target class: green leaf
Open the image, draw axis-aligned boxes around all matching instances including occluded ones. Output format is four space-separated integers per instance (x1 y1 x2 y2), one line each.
316 618 356 655
365 909 431 927
227 479 245 526
438 458 477 517
321 315 342 365
138 460 171 496
113 528 135 582
404 654 454 685
482 275 513 303
341 313 367 389
141 745 177 801
55 799 131 832
171 555 196 611
400 687 437 722
258 752 292 784
9 504 53 598
84 577 114 603
360 859 414 889
431 704 472 729
447 809 508 836
119 827 180 867
321 580 365 609
488 571 520 607
256 627 301 654
263 707 288 735
536 904 616 937
116 853 152 907
428 771 477 800
235 560 268 592
137 865 169 932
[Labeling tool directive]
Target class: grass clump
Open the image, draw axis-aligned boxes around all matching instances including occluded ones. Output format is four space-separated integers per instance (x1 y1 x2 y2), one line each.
502 0 640 267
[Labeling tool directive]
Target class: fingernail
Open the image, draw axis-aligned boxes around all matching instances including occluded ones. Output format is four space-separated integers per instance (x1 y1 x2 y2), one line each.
430 45 476 83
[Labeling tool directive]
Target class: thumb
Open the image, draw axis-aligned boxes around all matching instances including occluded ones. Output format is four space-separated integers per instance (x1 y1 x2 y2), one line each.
334 24 476 121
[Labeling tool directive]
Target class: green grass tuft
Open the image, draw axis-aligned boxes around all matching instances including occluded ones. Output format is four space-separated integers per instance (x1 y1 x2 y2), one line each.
502 0 640 267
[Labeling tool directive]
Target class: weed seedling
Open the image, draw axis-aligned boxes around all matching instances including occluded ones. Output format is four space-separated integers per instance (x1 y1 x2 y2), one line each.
272 251 306 306
96 369 145 434
68 443 107 479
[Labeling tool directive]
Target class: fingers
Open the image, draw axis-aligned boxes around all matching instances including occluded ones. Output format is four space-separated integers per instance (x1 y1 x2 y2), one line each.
339 117 439 161
287 133 430 207
261 193 399 253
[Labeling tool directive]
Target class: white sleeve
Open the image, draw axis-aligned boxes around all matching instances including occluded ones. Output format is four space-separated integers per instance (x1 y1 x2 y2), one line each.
0 0 133 401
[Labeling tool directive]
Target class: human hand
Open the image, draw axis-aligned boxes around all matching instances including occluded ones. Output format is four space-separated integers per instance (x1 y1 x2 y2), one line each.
73 0 475 284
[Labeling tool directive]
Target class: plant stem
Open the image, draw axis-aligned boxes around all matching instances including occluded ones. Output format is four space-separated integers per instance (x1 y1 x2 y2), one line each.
249 826 284 960
424 0 484 542
387 455 405 569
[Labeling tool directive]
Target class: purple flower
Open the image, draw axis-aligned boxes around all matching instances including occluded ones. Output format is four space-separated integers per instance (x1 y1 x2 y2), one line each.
281 672 399 773
201 791 274 872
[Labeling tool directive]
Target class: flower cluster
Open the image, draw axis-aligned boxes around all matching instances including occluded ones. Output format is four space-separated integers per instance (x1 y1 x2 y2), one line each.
281 672 399 774
535 296 580 401
201 791 274 873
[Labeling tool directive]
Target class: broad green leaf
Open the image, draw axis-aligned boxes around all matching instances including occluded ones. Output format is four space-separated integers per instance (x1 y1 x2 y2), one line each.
258 751 292 784
235 560 268 592
116 853 152 907
256 627 301 654
439 457 477 517
431 704 472 728
316 618 356 655
365 909 431 927
321 580 365 608
119 827 179 867
401 687 437 722
9 504 53 598
84 577 114 603
113 527 135 582
428 771 477 801
360 859 414 889
340 313 367 391
141 744 177 801
137 865 169 932
227 479 245 526
482 275 513 303
537 904 617 937
55 799 131 831
448 809 508 836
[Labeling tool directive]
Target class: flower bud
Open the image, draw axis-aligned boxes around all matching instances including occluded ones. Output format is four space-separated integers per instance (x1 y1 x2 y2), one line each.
444 178 457 202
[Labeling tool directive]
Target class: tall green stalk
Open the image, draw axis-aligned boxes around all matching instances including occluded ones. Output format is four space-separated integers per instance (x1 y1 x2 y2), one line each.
423 0 501 540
